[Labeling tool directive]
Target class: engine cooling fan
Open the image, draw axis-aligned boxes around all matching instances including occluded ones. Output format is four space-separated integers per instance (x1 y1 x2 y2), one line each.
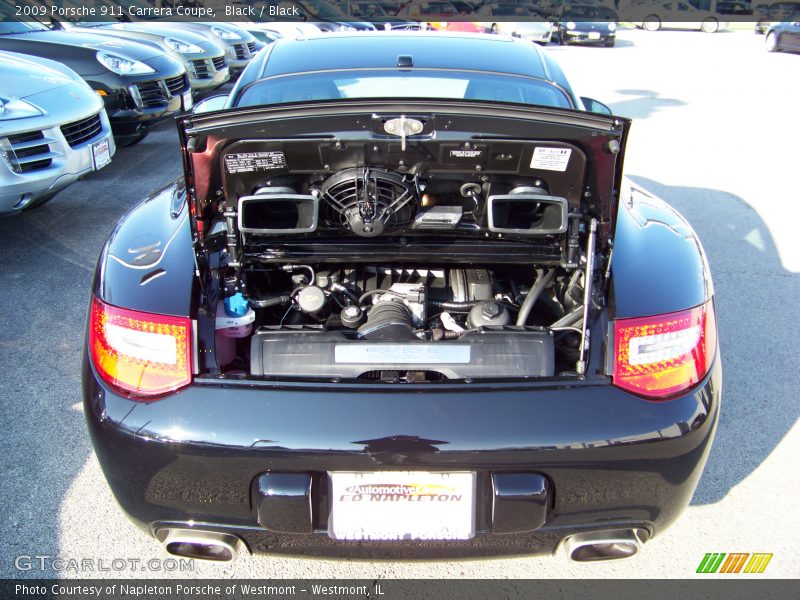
319 167 418 237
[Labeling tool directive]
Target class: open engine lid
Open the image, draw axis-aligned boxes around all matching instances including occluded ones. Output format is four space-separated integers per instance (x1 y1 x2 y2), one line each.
177 98 629 255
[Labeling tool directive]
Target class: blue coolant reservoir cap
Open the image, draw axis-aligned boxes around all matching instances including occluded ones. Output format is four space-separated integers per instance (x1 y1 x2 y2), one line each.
224 293 249 317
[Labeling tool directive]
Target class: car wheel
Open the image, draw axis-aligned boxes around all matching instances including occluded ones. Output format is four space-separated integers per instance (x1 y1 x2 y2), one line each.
491 23 499 35
765 31 780 52
700 18 719 33
604 38 616 47
642 15 661 31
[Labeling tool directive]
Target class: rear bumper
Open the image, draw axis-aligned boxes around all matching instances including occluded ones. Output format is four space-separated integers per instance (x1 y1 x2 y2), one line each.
83 352 721 557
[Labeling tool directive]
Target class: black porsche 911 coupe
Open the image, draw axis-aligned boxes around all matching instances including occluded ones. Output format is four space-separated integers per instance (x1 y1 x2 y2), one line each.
83 32 721 563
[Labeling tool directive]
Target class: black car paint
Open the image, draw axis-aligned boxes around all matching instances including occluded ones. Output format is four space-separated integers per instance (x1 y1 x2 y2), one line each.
611 183 713 318
85 129 718 555
83 343 720 555
96 180 196 318
0 28 186 139
83 33 720 556
554 22 616 46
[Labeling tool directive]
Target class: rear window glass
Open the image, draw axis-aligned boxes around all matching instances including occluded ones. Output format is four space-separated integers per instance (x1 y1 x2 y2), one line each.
237 70 573 109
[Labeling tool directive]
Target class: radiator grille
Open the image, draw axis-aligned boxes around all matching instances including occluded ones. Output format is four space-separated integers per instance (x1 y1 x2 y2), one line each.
60 112 103 148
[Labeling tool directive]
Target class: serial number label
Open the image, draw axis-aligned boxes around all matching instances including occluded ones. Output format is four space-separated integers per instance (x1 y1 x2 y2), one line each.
224 152 287 174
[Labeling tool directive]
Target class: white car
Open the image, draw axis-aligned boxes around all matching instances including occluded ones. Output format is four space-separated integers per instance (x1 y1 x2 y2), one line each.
238 20 324 40
477 2 554 44
634 1 729 32
0 51 115 215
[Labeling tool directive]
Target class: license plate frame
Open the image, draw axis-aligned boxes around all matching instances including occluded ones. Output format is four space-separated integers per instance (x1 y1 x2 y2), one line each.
91 138 111 171
328 471 476 541
588 32 601 40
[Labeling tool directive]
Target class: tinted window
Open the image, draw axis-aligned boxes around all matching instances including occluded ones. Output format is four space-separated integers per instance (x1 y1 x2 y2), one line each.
237 70 573 109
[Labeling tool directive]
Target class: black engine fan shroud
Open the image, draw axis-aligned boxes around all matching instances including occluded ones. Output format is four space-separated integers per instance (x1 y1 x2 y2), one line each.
319 167 419 237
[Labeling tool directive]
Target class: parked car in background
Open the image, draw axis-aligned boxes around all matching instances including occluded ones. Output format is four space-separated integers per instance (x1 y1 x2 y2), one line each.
0 51 115 214
239 25 283 45
634 1 728 32
552 5 618 46
279 0 378 31
765 19 800 50
241 20 322 40
756 1 800 32
754 2 771 31
60 22 229 96
692 0 753 15
145 22 261 77
477 2 553 44
341 1 421 30
84 32 720 564
396 0 484 30
0 5 188 145
89 0 262 77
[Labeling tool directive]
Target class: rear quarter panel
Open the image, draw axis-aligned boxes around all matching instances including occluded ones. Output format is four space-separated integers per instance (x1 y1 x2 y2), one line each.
93 179 196 317
611 179 713 318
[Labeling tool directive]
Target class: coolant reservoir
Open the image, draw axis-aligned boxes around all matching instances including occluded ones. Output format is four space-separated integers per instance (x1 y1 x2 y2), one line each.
215 293 255 366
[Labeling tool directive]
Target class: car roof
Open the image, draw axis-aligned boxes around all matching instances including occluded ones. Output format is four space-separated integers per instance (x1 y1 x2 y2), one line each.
259 32 551 80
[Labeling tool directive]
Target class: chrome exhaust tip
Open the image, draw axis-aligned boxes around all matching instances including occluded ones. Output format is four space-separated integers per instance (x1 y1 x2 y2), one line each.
158 528 245 562
559 528 646 562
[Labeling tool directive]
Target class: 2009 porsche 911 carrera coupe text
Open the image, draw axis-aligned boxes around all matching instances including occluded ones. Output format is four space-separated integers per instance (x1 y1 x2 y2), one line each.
83 32 721 563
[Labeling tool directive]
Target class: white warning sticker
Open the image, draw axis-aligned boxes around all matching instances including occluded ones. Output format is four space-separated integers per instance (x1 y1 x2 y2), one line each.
224 151 287 174
530 147 572 172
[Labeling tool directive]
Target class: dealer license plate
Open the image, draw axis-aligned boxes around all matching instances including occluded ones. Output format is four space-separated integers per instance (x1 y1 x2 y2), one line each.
588 32 601 40
328 471 475 541
92 138 111 171
182 90 193 111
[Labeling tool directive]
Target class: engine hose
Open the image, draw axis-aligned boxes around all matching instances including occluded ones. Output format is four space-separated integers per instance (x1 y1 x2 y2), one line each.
358 289 406 305
516 268 557 326
430 300 478 313
249 295 291 309
332 283 360 305
431 328 462 341
551 305 583 328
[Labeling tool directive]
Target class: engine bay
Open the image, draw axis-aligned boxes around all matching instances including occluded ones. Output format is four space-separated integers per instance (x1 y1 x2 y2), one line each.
216 261 594 382
184 107 622 382
204 162 603 382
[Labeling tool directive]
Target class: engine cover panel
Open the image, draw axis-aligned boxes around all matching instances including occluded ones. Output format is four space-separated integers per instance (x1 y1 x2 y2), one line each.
250 328 554 380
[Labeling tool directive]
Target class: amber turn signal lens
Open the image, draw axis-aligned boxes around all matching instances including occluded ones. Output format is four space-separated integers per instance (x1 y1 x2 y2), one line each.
89 296 192 398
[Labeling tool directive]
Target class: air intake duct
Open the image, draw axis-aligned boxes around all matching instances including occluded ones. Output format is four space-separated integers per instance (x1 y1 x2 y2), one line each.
357 301 416 341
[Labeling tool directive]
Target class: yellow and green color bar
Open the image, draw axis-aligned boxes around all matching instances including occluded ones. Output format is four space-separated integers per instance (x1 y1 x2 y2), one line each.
696 553 773 574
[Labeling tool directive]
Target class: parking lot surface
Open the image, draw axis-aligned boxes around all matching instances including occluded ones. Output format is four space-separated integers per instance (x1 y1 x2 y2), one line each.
1 28 798 579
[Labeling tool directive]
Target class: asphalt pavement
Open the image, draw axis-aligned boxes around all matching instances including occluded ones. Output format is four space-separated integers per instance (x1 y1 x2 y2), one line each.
0 27 797 579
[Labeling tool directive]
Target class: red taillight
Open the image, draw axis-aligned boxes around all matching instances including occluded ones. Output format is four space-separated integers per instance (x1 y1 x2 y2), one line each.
613 300 716 399
89 296 192 398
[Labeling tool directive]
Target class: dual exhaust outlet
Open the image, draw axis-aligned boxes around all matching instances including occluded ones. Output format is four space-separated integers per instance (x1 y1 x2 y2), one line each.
157 527 645 563
158 529 245 563
558 528 647 562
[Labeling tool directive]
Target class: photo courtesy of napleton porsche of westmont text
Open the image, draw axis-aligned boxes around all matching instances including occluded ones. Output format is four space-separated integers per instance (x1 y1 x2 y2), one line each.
0 0 798 597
